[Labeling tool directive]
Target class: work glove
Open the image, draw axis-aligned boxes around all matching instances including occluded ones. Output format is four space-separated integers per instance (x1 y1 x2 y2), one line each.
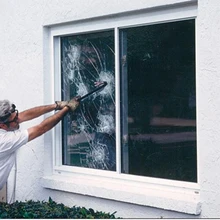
66 96 80 112
55 101 69 110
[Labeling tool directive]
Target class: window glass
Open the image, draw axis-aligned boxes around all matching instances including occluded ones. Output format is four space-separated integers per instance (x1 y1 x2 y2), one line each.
120 19 197 182
61 31 116 171
60 19 196 182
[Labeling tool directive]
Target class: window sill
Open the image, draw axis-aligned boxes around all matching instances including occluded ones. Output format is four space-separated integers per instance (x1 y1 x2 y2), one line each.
41 173 201 215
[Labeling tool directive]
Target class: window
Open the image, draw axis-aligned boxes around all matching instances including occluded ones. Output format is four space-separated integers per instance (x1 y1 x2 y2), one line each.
60 31 116 171
43 1 200 214
120 20 196 182
59 19 196 182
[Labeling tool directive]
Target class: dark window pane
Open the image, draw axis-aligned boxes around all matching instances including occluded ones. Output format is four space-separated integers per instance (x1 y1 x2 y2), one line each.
61 31 116 171
120 20 197 182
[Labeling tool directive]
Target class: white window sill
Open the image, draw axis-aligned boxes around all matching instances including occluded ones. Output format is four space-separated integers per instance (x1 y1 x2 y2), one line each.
41 173 201 215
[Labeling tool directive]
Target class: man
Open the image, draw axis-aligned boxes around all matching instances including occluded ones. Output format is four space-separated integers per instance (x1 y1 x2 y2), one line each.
0 98 79 190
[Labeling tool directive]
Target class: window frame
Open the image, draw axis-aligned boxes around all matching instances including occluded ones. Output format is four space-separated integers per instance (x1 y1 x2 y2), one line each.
42 0 200 214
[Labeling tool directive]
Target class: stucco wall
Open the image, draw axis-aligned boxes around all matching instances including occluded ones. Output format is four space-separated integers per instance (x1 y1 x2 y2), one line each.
0 0 220 218
197 0 220 218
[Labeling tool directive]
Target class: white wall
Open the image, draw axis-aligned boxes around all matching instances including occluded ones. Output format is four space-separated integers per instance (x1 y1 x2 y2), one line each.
197 0 220 218
0 0 220 218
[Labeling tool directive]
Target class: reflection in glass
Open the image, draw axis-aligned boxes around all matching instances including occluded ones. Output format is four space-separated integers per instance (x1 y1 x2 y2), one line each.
120 20 197 182
61 31 116 171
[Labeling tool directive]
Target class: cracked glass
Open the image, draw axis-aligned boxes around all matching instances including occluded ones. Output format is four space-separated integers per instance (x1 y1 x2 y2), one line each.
61 30 116 171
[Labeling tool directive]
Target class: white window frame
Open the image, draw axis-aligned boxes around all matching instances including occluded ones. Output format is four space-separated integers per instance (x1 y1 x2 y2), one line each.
42 0 201 215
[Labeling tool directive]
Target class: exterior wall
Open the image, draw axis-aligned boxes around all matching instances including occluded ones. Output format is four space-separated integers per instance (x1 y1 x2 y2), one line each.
197 0 220 218
0 0 219 218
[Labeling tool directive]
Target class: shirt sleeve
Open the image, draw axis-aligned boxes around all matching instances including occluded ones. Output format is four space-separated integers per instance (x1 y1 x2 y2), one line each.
0 130 29 157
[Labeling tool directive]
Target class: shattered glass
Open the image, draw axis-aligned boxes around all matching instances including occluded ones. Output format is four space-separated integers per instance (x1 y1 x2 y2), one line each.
61 31 116 171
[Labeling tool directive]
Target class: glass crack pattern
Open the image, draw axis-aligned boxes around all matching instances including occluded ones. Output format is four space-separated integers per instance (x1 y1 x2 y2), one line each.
61 31 116 171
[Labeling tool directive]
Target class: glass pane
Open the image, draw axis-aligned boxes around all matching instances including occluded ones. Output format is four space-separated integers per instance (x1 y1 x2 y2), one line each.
61 31 116 171
120 20 197 182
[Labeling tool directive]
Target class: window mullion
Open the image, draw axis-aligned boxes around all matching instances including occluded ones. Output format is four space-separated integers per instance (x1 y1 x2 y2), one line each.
115 27 122 174
54 36 62 167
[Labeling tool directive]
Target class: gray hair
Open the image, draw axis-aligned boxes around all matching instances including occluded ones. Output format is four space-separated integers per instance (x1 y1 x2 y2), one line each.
0 100 14 122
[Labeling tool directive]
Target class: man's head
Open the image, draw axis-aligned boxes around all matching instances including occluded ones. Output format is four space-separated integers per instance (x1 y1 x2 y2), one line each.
0 100 19 131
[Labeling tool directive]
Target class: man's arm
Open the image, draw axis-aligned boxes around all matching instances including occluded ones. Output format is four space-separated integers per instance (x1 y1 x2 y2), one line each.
18 104 57 123
27 106 70 141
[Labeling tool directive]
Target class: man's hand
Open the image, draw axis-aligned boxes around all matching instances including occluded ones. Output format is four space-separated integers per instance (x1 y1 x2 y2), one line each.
67 96 80 112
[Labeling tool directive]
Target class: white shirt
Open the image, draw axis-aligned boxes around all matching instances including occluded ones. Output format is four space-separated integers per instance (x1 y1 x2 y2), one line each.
0 129 28 190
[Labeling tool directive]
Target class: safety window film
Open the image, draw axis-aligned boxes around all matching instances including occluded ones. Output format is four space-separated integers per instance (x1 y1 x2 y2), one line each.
61 31 116 171
120 19 196 182
60 19 196 182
